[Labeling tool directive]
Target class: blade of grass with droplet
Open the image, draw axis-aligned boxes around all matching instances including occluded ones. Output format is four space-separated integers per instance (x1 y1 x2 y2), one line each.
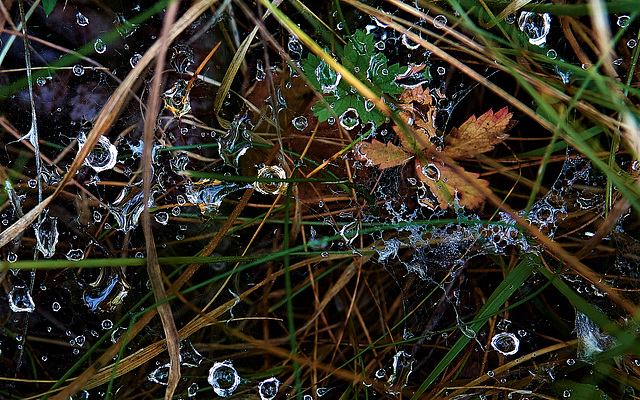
411 253 537 399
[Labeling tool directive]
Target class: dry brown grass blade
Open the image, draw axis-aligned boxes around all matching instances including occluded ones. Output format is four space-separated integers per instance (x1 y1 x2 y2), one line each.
141 2 181 399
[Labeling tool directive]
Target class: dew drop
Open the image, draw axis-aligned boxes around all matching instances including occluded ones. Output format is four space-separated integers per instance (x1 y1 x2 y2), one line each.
9 285 35 312
518 12 551 46
292 116 308 131
72 64 85 76
546 49 557 59
433 15 448 29
617 15 630 28
78 134 118 172
76 12 89 26
101 319 113 330
208 360 240 397
258 377 280 400
628 39 637 48
254 165 288 195
7 252 17 263
154 211 169 225
52 302 61 312
491 332 520 356
66 248 84 261
315 60 342 93
94 38 106 54
339 108 360 130
256 59 266 81
129 53 142 68
188 383 199 397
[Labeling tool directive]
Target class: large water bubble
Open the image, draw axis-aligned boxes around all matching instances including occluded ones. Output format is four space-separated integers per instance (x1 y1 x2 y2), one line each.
518 12 551 46
490 332 520 356
208 360 241 397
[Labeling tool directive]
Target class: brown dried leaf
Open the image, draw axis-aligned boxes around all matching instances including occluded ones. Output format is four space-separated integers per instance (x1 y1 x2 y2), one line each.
444 106 513 159
356 139 413 169
416 161 489 210
399 84 433 106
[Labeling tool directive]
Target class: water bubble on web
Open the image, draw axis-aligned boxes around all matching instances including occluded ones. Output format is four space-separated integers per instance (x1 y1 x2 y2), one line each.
258 377 280 400
170 44 194 73
94 38 106 54
316 60 342 94
385 351 415 395
217 112 254 168
339 108 360 130
35 213 59 258
364 99 375 112
518 12 551 46
110 184 157 232
83 268 131 312
256 59 266 81
66 248 84 261
628 39 637 49
72 64 85 76
9 285 35 313
180 339 205 367
254 165 288 195
76 12 89 26
401 33 421 50
546 49 557 60
421 162 441 181
129 53 142 68
186 179 249 214
78 134 118 173
292 116 308 131
339 220 359 245
7 251 17 263
574 311 617 363
433 15 448 29
101 319 113 330
563 389 572 398
154 211 169 225
491 332 520 356
162 79 191 119
617 15 630 28
188 383 199 397
208 360 241 397
566 358 576 365
288 35 303 58
52 301 61 312
148 363 171 385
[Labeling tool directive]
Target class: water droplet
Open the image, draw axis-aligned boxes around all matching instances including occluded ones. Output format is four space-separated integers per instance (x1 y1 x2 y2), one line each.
208 360 240 397
188 383 199 397
254 165 288 195
546 49 557 59
433 15 448 29
129 53 142 68
518 12 551 46
9 285 35 313
292 116 308 131
186 179 248 214
148 363 171 385
491 332 520 356
35 213 59 258
94 38 106 54
563 389 571 398
52 302 61 312
7 252 17 263
386 351 415 395
170 44 193 73
154 211 169 225
421 163 441 180
84 269 131 312
78 134 118 172
339 108 360 130
75 335 86 347
101 319 113 330
66 248 84 261
628 39 637 49
315 60 342 93
255 59 266 81
617 15 630 28
162 79 191 118
566 358 575 365
437 66 446 75
288 35 302 58
258 377 280 400
76 12 89 26
72 64 85 76
28 179 37 188
36 77 46 86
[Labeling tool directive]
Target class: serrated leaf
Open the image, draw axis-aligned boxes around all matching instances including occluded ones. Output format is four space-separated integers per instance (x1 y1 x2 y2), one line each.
444 106 513 158
42 0 56 16
356 139 413 169
416 161 488 210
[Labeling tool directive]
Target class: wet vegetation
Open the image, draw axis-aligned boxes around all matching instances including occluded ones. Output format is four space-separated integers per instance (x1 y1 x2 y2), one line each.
1 0 640 399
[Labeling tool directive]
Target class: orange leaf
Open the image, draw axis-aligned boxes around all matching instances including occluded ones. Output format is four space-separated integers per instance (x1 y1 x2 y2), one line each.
416 161 488 210
443 107 513 158
356 139 413 169
399 84 433 106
